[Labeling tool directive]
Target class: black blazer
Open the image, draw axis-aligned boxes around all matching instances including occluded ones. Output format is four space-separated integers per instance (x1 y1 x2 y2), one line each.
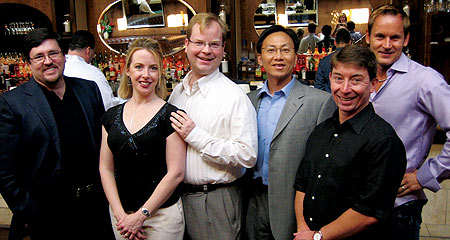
0 76 105 221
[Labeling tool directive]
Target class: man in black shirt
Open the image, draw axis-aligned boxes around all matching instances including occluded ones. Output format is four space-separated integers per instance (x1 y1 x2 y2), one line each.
0 28 114 239
293 45 406 240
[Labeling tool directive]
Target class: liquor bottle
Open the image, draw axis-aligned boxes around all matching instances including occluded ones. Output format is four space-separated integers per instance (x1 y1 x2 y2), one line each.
219 4 227 24
308 57 316 72
306 43 312 55
313 47 320 70
261 66 267 81
109 53 117 81
255 63 262 80
170 56 177 81
248 42 256 63
237 61 243 80
241 39 249 63
241 60 248 81
301 66 307 81
221 52 229 76
321 46 327 59
246 60 255 81
176 55 185 80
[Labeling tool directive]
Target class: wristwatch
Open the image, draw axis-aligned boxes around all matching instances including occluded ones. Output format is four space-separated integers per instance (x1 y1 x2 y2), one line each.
313 230 323 240
140 207 152 218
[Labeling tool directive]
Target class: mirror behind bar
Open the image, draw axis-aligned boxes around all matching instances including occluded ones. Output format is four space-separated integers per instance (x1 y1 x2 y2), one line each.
97 0 196 56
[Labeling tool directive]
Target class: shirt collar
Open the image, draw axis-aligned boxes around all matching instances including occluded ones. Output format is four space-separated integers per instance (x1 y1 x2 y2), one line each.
179 68 221 98
65 54 85 63
257 77 296 99
389 53 409 74
330 103 376 134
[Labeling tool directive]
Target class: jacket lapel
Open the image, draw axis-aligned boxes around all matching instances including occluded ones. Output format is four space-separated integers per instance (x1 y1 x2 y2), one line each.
23 79 62 162
272 80 304 141
68 77 97 148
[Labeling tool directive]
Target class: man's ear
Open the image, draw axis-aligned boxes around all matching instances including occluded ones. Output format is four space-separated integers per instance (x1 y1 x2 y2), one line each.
403 32 410 47
365 30 370 45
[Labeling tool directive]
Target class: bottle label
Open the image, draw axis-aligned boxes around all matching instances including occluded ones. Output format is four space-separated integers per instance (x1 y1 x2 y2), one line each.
221 60 229 73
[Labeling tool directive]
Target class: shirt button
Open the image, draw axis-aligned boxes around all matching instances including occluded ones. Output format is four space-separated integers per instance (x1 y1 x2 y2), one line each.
334 133 338 137
309 217 313 221
318 175 321 178
325 154 329 158
312 196 315 200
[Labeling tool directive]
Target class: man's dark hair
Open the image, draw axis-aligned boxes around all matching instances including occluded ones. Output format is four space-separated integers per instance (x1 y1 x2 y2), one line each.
321 25 332 36
23 28 62 62
335 28 351 44
330 45 377 80
347 21 356 31
307 22 317 33
256 25 299 54
69 30 95 51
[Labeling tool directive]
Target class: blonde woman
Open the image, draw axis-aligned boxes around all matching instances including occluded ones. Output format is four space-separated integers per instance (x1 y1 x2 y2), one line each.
99 38 186 240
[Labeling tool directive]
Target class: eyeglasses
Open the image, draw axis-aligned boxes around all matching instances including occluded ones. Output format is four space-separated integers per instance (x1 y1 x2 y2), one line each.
30 50 62 64
188 39 223 49
262 47 295 55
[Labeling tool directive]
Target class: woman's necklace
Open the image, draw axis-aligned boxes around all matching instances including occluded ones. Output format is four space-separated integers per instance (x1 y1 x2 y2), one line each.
378 78 387 82
129 97 153 128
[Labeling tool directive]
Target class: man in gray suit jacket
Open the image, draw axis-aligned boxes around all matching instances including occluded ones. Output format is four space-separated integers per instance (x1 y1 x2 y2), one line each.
246 25 335 240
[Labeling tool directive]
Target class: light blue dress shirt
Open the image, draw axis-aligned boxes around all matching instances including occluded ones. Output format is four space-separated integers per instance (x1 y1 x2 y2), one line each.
254 78 295 185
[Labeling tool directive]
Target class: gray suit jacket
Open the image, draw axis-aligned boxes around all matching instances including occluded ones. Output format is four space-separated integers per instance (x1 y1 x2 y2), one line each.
248 80 335 240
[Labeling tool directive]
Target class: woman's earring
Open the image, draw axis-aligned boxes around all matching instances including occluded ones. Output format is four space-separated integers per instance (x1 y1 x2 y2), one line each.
127 77 132 86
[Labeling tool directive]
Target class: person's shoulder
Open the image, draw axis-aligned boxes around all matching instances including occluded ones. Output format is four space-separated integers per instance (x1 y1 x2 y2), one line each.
0 80 32 100
66 76 100 94
295 81 330 98
367 111 400 137
166 102 182 113
215 74 247 95
404 59 446 87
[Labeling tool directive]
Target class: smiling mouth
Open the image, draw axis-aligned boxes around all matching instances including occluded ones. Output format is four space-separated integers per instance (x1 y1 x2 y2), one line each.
44 66 57 72
198 56 214 62
273 64 285 69
339 96 356 102
139 81 151 86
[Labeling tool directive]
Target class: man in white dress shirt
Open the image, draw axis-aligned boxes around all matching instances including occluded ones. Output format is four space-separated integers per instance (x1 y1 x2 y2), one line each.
64 30 122 110
168 13 258 240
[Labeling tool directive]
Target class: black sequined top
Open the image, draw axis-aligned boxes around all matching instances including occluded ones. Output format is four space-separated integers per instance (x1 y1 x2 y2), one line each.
101 102 182 211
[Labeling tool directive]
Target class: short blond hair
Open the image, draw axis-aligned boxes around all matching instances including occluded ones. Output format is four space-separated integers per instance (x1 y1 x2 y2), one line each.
368 4 410 37
186 13 228 42
118 38 167 100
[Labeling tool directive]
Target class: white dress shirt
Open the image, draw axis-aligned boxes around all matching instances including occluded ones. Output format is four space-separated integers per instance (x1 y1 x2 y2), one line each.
168 69 258 185
64 55 123 110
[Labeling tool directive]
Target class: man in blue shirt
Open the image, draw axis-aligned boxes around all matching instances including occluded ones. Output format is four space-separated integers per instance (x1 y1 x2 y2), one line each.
314 28 351 92
246 25 335 240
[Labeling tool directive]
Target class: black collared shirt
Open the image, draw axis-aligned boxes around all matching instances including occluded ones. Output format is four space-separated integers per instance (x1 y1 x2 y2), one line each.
39 80 97 187
294 103 406 239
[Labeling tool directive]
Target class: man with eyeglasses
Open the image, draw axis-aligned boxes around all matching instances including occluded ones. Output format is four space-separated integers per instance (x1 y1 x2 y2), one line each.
168 13 257 240
246 25 335 240
0 28 114 240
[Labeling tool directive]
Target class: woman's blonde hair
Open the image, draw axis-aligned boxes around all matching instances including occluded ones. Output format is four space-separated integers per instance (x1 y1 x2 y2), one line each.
118 38 167 99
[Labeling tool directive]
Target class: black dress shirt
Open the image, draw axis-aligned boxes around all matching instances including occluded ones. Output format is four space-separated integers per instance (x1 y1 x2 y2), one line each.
294 103 406 239
40 81 98 187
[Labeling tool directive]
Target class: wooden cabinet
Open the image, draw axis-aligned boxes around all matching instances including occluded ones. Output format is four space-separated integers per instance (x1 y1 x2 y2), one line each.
424 12 450 83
